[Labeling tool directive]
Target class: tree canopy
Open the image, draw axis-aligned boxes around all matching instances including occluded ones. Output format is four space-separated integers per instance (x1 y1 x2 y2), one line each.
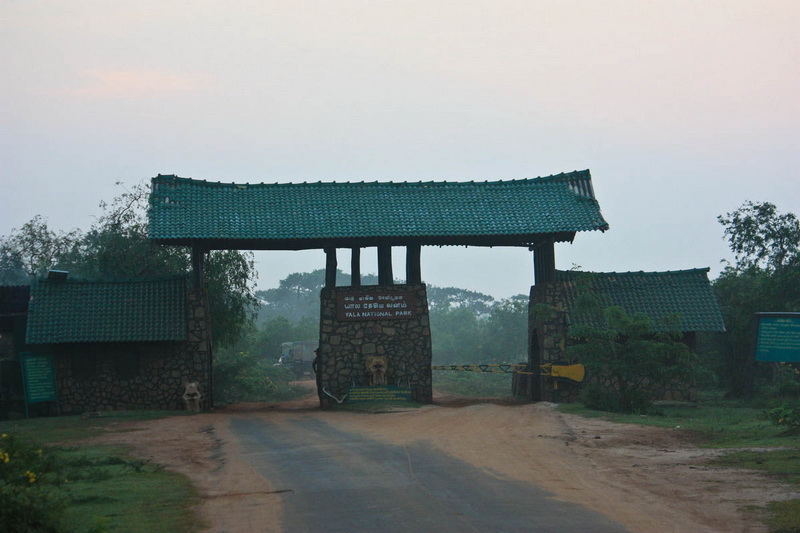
714 201 800 398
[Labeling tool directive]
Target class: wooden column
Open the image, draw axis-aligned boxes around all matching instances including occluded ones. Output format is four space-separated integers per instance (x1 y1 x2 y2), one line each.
191 243 206 288
351 247 361 287
533 237 555 285
406 243 422 284
325 247 337 288
377 245 393 286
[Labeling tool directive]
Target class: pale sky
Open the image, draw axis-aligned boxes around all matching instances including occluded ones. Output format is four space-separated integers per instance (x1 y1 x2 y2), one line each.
2 1 798 298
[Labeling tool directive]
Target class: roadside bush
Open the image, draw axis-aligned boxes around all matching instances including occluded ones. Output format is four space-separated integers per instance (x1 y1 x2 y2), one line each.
569 306 696 414
0 433 68 532
761 363 800 399
764 403 800 435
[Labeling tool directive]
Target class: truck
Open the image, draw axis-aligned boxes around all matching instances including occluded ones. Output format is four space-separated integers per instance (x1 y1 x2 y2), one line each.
275 340 318 378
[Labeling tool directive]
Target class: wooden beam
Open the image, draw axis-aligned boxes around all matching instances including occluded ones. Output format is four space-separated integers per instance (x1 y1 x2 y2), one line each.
191 243 206 288
325 247 337 288
377 245 393 286
350 247 361 287
533 238 555 285
152 231 578 251
406 243 422 284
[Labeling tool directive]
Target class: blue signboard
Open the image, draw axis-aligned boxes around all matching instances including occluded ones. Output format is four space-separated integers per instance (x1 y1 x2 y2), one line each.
754 313 800 362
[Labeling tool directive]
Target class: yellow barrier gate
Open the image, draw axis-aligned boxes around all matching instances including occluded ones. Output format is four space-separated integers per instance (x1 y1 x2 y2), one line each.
431 363 586 383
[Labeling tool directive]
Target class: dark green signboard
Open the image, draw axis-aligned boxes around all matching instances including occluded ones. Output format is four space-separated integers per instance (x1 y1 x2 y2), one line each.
348 386 413 403
20 353 58 404
754 313 800 362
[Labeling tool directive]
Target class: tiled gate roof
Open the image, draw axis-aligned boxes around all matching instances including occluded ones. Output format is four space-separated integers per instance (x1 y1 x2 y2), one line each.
148 170 608 248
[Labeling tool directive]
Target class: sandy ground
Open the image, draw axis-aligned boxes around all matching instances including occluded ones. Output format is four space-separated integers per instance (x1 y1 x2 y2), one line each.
90 384 799 533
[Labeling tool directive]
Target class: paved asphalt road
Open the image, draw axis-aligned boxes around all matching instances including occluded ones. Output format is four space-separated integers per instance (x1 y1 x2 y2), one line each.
229 415 629 533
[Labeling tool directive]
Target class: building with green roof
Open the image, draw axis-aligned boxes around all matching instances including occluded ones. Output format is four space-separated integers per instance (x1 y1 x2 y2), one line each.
20 277 211 415
525 268 725 403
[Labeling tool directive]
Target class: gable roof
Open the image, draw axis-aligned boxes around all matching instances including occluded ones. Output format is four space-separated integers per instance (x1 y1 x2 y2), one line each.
148 170 609 250
556 268 725 333
26 277 187 344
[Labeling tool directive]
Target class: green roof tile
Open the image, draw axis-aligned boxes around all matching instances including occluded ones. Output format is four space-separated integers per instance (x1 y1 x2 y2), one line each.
556 268 726 333
26 277 187 344
148 171 608 247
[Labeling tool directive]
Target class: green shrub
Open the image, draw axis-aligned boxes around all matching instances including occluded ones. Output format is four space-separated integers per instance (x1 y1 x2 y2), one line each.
764 403 800 435
569 306 695 414
0 433 68 532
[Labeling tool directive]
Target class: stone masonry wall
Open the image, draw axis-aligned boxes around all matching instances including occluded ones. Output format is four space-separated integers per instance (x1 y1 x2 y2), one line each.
54 288 212 414
318 284 432 407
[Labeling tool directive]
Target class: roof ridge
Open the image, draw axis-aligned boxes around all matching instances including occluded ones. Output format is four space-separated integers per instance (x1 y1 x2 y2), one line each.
34 275 189 286
152 170 591 188
557 267 711 276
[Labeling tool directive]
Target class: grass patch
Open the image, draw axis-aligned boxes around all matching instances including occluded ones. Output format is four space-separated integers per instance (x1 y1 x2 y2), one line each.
0 411 204 532
711 448 800 533
712 449 800 485
768 500 800 533
557 400 800 448
0 410 186 444
433 372 512 398
58 448 203 533
560 395 800 532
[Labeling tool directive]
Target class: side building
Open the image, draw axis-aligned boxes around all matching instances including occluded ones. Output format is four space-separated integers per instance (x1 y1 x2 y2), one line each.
528 268 726 402
24 276 211 414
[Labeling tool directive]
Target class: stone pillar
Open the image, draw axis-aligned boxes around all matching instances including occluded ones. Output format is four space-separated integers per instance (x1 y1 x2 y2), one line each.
528 281 575 402
317 284 432 407
186 288 213 409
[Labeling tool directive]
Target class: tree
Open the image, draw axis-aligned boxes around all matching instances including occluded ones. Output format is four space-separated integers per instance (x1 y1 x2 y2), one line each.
568 306 694 413
0 216 82 284
482 295 528 363
714 201 800 398
429 306 485 364
426 286 495 316
718 201 800 274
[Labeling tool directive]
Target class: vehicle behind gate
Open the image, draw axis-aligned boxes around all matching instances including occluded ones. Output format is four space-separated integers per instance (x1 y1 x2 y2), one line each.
275 340 318 378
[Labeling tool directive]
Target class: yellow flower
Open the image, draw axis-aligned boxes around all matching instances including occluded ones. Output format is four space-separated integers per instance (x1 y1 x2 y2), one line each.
25 470 37 484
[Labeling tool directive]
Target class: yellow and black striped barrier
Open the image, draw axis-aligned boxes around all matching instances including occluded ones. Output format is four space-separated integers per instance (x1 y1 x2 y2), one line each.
431 363 585 383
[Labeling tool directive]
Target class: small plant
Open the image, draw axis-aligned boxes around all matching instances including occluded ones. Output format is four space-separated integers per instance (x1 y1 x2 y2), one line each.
0 433 68 532
764 404 800 435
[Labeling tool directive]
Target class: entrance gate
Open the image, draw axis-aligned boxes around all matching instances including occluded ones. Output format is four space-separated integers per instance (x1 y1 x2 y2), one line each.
147 171 608 408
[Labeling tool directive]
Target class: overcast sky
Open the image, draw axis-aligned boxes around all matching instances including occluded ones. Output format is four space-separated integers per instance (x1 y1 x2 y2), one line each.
1 1 798 299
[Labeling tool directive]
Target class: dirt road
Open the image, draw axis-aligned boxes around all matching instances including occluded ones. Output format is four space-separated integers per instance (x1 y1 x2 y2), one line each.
91 390 799 532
